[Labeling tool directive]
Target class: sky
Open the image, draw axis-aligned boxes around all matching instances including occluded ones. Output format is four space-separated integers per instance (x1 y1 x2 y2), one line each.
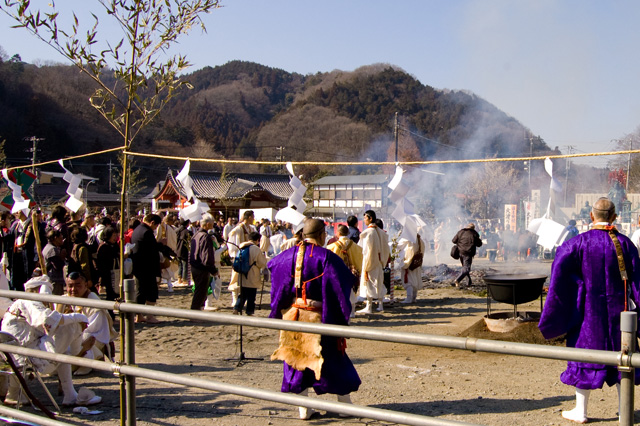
1 0 640 168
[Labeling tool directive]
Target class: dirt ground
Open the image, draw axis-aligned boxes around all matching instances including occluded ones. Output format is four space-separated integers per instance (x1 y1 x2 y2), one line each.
11 258 640 426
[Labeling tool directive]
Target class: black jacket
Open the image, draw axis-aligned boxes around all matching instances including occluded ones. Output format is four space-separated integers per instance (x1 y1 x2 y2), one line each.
452 227 482 256
131 223 161 279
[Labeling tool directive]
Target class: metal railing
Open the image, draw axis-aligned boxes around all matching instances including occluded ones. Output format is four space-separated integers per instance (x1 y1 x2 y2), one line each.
0 285 635 426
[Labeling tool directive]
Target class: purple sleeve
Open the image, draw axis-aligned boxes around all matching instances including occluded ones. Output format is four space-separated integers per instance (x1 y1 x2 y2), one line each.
268 249 296 319
538 241 583 339
321 252 355 325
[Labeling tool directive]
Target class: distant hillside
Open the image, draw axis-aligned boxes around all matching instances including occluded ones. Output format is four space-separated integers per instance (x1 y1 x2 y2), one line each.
0 57 555 189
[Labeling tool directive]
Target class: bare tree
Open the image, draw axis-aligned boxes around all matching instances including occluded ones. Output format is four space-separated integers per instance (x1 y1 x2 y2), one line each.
463 162 520 219
610 129 640 192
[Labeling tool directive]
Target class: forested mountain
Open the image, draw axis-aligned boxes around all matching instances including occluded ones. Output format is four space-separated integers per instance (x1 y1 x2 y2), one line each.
0 57 555 190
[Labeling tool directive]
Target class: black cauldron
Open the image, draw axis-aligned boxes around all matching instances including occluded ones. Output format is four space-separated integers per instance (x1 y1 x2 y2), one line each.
483 274 548 318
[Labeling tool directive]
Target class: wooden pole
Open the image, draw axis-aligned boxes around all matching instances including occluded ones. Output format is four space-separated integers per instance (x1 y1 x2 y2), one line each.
31 211 45 271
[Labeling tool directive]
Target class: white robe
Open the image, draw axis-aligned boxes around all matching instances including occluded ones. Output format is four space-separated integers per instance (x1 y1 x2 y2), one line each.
402 237 426 292
227 223 255 259
358 226 389 299
2 299 82 374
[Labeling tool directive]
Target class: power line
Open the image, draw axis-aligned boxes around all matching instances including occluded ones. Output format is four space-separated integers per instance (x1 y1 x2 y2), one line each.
398 126 507 157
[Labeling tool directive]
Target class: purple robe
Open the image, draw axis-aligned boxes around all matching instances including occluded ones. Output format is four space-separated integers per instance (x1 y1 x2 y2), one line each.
539 228 640 389
268 243 361 395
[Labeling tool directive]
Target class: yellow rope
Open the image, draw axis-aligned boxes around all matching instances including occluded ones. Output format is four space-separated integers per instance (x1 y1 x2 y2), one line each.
126 148 640 166
4 146 126 171
0 145 637 172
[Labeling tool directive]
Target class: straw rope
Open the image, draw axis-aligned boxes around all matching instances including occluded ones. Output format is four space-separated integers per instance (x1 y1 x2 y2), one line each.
124 148 640 166
4 146 126 171
1 145 639 172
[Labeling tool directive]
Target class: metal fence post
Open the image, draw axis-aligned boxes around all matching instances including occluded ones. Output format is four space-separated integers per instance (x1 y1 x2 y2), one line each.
124 278 137 426
619 311 636 426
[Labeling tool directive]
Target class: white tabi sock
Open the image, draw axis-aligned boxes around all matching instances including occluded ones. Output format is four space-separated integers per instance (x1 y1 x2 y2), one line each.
298 388 315 420
401 286 413 303
562 388 590 424
356 298 373 314
337 394 353 417
59 362 78 405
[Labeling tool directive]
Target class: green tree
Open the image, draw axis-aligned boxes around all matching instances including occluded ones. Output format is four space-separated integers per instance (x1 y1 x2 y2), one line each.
0 3 221 395
0 0 220 215
113 152 146 209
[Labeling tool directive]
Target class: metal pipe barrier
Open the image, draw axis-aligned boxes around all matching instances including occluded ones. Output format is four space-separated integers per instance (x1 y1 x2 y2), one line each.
0 405 74 426
620 311 636 425
0 289 637 425
1 290 637 368
123 279 136 426
0 343 475 426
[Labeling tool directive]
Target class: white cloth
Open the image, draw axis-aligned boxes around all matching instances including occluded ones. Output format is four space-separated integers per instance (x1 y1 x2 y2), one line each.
227 223 255 258
270 232 285 255
631 229 640 250
223 223 234 242
228 242 268 290
358 225 389 299
156 223 178 252
402 237 426 292
91 224 105 244
259 225 272 254
74 292 117 346
2 299 83 374
280 237 299 252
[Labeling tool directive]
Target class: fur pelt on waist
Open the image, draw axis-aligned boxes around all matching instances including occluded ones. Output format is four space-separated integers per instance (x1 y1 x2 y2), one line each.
271 306 323 380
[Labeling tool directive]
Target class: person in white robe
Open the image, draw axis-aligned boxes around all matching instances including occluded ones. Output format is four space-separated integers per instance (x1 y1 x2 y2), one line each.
57 271 118 375
1 276 101 406
156 214 178 292
204 235 227 310
259 218 273 256
400 233 425 303
357 210 390 313
227 210 256 306
222 217 237 243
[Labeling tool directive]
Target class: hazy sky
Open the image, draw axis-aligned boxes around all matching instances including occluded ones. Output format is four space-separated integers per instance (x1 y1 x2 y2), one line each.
1 0 639 168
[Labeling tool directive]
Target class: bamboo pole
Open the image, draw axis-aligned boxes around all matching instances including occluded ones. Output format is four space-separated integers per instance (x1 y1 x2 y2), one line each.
32 210 45 271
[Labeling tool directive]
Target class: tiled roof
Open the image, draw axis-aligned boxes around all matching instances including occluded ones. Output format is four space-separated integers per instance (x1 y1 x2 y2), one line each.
166 170 293 201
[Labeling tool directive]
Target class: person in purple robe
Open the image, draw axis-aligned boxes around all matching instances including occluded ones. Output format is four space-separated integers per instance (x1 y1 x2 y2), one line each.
539 197 640 424
269 218 361 420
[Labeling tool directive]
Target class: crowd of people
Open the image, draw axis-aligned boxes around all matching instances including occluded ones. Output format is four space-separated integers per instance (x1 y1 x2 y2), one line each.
1 199 637 423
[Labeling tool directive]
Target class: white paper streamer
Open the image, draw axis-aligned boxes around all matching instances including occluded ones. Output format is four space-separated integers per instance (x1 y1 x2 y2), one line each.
1 169 30 214
387 167 425 243
275 207 305 229
176 159 195 201
544 157 562 193
179 197 209 222
286 162 307 212
58 160 84 212
388 166 410 203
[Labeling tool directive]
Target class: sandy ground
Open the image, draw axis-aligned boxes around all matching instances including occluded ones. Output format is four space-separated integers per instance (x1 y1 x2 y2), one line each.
8 257 640 426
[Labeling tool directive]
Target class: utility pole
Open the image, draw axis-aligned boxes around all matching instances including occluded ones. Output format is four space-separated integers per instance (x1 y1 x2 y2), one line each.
108 160 113 194
564 145 575 206
24 136 44 199
24 136 44 175
627 139 632 192
275 146 285 173
526 133 534 199
394 112 399 163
